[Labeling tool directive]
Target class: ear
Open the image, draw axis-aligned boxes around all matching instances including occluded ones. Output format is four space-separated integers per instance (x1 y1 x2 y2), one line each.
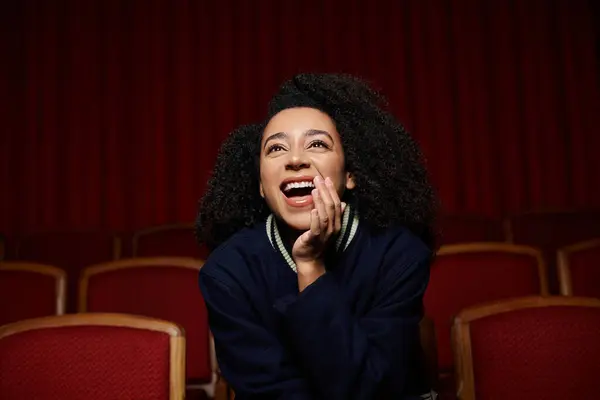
345 172 356 190
259 182 265 198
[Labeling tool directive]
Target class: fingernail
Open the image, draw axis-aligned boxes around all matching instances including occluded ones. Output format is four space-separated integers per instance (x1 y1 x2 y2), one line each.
341 202 347 211
312 189 318 197
315 176 323 184
325 177 333 186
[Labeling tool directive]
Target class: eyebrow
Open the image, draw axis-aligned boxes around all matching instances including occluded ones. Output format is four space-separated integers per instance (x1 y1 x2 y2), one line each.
263 129 333 149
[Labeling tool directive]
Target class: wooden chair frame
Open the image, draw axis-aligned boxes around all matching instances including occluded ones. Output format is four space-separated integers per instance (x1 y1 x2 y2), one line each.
15 232 122 260
436 242 550 295
131 223 195 257
557 238 600 296
0 262 67 316
0 313 185 399
452 296 600 400
78 257 219 397
78 257 203 312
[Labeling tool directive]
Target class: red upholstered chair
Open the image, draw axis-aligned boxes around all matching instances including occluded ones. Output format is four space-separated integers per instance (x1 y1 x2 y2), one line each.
452 296 600 400
79 257 216 398
437 215 508 245
424 243 548 399
132 223 209 259
0 262 66 326
15 231 121 313
0 313 185 399
557 238 600 298
506 210 600 292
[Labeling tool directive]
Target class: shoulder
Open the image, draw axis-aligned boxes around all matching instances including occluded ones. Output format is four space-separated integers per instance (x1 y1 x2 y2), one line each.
364 223 432 260
360 223 433 278
200 221 273 282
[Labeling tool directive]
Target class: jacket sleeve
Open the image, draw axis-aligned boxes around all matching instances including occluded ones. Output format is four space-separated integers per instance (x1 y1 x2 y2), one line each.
199 268 314 400
274 240 431 399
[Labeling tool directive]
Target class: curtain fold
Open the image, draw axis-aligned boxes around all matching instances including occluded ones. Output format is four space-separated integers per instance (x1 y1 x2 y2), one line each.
2 0 599 234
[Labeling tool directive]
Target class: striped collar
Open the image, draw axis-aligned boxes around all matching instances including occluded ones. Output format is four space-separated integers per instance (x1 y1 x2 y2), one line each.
266 205 360 273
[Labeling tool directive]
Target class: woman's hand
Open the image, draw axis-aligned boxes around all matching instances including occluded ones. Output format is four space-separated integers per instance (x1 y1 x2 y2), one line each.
292 176 346 290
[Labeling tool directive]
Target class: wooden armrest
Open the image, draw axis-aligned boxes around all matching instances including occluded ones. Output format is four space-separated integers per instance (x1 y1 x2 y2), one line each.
213 370 234 400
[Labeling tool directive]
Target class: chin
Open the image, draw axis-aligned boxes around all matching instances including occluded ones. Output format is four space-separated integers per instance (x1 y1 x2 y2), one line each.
278 211 312 232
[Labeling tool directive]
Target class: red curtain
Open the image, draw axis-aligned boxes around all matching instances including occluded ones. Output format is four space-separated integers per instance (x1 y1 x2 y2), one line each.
2 0 599 234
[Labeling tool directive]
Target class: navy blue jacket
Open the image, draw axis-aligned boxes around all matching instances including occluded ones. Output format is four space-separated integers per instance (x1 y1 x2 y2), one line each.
199 207 433 399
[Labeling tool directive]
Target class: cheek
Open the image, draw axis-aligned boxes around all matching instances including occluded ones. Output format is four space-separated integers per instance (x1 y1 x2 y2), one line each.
259 162 270 188
325 158 347 184
260 173 274 191
259 168 280 202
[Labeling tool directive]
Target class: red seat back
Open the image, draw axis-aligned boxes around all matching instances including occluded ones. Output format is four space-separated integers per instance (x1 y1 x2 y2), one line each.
133 224 209 259
0 263 66 326
80 257 212 384
558 238 600 298
424 243 548 373
507 210 600 292
0 313 185 400
453 297 600 400
15 231 120 312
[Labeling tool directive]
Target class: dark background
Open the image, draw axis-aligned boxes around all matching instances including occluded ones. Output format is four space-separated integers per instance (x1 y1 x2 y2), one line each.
2 0 599 235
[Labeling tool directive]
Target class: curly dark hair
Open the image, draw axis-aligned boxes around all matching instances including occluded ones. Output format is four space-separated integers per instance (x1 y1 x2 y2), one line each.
196 73 438 251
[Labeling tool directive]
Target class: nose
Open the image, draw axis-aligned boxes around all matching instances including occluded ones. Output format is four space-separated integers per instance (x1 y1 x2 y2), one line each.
285 153 310 171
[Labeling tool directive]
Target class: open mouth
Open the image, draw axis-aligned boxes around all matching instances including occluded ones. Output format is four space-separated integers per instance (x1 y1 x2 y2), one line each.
280 180 315 198
280 178 316 207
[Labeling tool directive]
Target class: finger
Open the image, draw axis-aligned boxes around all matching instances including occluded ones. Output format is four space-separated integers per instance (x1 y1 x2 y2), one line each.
299 209 320 245
315 176 335 233
324 177 342 232
310 208 320 236
312 188 329 237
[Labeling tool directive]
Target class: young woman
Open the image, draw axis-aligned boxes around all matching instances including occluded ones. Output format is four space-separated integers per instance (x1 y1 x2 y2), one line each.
196 73 438 399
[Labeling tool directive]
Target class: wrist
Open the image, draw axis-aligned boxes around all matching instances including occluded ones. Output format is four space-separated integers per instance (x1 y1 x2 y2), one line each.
295 260 325 292
295 259 324 271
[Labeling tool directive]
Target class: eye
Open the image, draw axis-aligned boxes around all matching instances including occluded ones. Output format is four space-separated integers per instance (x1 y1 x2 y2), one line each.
266 144 285 154
309 140 330 149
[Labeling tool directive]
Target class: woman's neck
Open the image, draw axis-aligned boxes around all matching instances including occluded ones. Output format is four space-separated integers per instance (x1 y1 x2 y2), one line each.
276 219 303 250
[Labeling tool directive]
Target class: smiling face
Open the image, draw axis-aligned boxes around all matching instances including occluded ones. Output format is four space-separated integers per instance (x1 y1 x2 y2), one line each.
259 107 355 231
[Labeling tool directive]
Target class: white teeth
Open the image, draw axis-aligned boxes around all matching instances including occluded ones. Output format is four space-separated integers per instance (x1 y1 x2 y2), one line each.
283 181 315 192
